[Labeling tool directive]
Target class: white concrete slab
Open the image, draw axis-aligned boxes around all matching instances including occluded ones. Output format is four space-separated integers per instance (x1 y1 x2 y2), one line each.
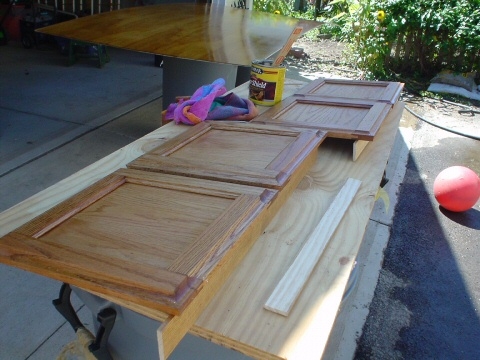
28 305 95 360
101 97 163 139
0 108 75 163
0 43 163 126
0 265 65 359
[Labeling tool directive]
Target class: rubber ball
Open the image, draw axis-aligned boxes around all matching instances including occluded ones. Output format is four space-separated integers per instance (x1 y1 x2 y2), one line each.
433 166 480 212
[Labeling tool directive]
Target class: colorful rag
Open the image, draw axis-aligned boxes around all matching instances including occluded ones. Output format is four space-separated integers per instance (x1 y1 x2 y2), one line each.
164 78 258 125
207 93 259 121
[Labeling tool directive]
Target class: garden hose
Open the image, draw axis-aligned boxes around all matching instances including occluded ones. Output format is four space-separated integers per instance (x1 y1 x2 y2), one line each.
404 105 480 141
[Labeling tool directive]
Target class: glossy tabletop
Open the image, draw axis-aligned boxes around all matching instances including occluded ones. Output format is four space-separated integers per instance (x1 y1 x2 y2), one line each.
38 3 320 66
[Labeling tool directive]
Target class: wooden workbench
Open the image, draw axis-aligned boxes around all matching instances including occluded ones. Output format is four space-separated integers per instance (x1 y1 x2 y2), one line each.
0 79 404 359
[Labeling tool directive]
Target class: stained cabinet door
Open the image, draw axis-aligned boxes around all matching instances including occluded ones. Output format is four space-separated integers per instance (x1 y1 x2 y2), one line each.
0 169 277 315
296 78 403 104
252 96 393 140
128 121 327 188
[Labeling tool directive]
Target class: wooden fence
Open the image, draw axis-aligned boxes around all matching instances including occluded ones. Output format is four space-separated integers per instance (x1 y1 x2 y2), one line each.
35 0 125 15
386 29 479 76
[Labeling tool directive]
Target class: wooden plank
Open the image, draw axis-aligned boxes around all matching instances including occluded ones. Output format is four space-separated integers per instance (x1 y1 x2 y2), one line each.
272 26 303 66
264 178 361 316
192 102 404 360
353 139 370 161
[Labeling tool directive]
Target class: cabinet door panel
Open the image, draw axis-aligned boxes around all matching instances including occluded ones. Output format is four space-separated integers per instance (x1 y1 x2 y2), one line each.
252 96 392 140
296 78 403 104
0 169 277 315
128 121 326 188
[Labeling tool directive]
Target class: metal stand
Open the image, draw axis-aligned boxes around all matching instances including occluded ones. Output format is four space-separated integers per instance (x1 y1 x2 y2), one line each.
53 283 117 360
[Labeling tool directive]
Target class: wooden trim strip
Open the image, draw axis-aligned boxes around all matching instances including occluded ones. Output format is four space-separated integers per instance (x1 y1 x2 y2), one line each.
264 178 362 316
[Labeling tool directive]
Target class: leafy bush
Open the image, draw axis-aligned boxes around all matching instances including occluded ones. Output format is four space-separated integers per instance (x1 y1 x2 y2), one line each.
254 0 480 80
253 0 294 16
324 0 480 79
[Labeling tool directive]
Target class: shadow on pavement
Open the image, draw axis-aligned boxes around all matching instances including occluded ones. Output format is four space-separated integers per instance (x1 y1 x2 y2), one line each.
355 134 480 359
440 207 480 230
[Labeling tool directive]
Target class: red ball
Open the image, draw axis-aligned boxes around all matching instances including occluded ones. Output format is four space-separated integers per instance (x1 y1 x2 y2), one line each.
433 166 480 212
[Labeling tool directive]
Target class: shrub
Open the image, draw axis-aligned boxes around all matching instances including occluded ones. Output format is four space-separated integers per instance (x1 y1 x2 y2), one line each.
254 0 480 80
253 0 294 16
327 0 480 79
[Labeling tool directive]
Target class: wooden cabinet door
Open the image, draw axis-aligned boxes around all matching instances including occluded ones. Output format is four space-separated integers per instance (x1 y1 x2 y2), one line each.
252 96 393 140
296 78 403 104
0 169 277 315
128 121 327 189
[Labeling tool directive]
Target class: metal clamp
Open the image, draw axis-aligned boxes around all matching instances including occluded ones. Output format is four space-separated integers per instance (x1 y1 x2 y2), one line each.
53 283 116 360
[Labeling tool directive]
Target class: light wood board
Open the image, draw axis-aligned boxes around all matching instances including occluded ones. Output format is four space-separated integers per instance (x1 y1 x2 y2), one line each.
264 177 362 316
190 101 404 360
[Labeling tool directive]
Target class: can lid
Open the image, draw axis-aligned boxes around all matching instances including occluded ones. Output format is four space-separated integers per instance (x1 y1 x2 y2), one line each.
252 60 270 66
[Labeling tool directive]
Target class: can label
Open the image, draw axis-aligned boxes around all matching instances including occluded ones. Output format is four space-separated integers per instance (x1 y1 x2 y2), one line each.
249 60 286 106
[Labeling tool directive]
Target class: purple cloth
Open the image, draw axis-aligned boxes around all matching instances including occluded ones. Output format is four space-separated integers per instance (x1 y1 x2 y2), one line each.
164 78 227 125
207 93 258 121
164 78 259 125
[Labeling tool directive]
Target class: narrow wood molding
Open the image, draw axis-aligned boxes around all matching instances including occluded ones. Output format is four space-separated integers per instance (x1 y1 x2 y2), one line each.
264 178 362 316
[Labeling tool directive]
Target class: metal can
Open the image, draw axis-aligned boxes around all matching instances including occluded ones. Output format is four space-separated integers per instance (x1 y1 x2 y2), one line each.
249 60 286 106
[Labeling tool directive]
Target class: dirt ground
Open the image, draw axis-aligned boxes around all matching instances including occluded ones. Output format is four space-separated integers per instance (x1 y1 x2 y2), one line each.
287 37 480 140
286 38 359 79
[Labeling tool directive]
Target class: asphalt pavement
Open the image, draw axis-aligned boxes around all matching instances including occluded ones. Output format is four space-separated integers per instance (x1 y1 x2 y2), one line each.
354 105 480 359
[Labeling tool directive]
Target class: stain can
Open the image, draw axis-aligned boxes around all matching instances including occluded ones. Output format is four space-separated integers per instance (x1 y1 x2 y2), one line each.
249 60 286 106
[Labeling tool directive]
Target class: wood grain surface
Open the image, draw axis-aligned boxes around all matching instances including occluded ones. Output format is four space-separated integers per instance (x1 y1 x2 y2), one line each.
128 121 327 189
297 78 404 104
264 177 362 316
0 169 277 315
37 3 319 65
253 95 393 140
191 101 404 360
